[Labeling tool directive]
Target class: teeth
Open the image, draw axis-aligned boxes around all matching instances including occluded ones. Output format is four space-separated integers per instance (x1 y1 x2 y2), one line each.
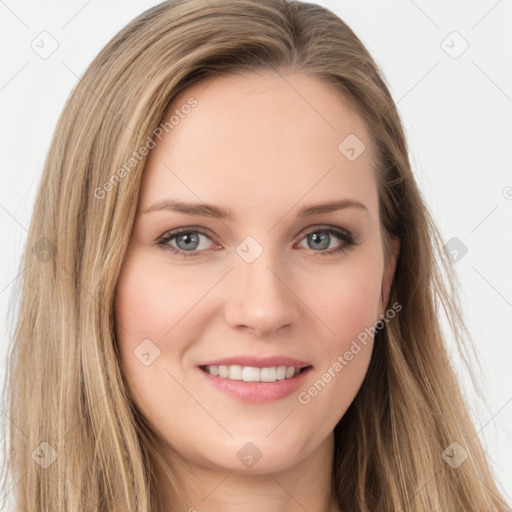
260 367 276 382
242 366 260 382
229 365 242 380
276 366 287 380
204 365 301 382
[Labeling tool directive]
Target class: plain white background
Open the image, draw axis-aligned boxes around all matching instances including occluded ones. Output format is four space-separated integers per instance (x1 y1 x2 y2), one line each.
1 0 511 506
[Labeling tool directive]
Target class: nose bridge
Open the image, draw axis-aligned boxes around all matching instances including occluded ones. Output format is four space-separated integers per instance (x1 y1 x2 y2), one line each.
223 237 300 336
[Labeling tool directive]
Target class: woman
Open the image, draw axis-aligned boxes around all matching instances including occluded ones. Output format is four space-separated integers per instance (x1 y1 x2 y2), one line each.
1 0 509 510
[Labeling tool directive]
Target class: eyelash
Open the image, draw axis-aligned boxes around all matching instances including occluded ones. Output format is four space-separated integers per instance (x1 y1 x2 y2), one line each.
156 225 360 258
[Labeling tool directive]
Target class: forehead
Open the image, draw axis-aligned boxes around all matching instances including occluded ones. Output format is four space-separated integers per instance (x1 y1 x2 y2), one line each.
139 71 378 218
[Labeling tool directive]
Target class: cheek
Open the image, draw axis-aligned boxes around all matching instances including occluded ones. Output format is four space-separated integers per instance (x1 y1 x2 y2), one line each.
302 257 382 350
113 255 189 388
293 255 382 412
114 255 207 349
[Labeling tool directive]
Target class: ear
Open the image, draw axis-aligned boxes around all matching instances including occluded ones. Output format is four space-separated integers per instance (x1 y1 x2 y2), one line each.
380 236 400 314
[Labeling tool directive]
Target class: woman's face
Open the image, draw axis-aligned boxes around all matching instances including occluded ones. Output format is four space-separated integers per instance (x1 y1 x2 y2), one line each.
114 71 398 475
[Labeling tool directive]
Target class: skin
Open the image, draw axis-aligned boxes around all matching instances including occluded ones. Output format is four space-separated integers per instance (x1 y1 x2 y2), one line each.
114 70 399 512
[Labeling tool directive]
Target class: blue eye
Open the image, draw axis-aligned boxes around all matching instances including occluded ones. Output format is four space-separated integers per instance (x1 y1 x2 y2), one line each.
157 227 215 257
156 226 358 258
297 227 357 256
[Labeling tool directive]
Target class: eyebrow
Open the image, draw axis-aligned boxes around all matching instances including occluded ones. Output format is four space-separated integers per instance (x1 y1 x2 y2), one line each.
143 198 368 219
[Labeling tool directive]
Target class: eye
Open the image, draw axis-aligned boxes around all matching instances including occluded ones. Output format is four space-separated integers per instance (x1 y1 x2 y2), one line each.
157 227 218 257
296 226 357 256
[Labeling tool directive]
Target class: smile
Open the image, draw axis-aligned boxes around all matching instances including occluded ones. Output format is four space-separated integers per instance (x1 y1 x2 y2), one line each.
198 363 313 403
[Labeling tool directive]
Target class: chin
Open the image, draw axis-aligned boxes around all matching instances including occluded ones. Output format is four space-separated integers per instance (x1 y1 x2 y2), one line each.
215 435 311 474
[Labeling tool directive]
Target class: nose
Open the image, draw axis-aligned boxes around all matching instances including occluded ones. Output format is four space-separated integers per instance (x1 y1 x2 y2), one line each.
223 252 301 337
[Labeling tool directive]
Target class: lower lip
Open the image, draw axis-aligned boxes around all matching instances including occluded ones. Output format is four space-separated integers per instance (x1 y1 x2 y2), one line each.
198 366 313 403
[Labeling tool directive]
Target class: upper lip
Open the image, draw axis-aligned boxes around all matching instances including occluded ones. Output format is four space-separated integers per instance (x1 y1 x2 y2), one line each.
198 356 312 369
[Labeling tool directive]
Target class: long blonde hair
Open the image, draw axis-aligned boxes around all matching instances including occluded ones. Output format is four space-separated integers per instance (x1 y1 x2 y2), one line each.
1 0 509 510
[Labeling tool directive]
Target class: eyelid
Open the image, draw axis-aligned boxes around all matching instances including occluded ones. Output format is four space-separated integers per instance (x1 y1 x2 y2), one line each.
298 224 353 240
156 225 217 243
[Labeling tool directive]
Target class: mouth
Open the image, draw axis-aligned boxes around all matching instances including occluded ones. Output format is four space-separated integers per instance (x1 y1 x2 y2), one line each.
197 359 313 403
199 364 311 382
